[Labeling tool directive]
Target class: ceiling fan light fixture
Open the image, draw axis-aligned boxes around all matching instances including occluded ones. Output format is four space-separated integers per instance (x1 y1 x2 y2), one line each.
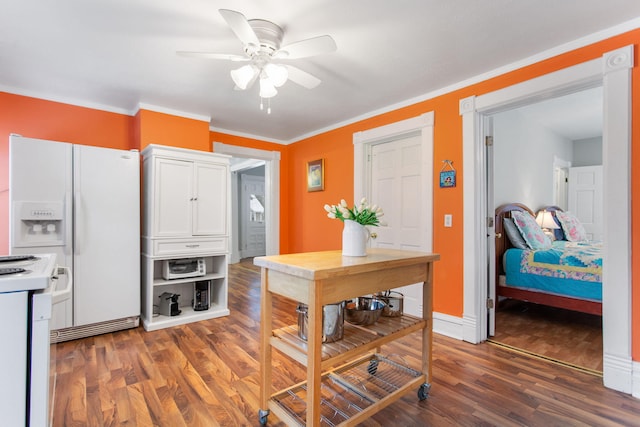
264 63 288 87
259 76 278 98
230 64 257 90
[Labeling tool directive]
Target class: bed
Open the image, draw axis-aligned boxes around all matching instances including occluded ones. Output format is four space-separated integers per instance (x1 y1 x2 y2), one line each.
494 203 602 316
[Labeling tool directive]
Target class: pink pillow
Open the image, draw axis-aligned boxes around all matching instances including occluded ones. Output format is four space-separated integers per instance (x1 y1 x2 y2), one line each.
511 210 552 250
556 211 587 242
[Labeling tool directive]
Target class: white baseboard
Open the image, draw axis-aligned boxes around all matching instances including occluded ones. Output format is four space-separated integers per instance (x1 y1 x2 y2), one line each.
603 351 633 394
633 360 640 399
433 311 463 340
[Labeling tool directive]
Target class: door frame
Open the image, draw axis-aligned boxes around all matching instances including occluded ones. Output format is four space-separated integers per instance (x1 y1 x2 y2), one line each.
213 142 280 259
353 112 434 252
460 45 633 394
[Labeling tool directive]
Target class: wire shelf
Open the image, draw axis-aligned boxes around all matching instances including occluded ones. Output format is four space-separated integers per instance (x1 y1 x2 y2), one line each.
271 354 424 426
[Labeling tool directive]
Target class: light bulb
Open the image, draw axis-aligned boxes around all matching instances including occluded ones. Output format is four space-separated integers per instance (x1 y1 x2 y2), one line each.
259 76 277 98
230 65 256 90
264 63 288 87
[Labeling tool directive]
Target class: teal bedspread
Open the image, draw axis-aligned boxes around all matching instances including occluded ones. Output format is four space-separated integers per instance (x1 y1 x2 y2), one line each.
503 240 602 302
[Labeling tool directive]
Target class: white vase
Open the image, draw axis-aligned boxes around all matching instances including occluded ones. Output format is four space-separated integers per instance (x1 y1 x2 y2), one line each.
342 219 370 256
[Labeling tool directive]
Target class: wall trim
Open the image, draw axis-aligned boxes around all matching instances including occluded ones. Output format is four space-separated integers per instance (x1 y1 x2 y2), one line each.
136 103 210 122
460 45 634 394
633 361 640 399
213 142 280 258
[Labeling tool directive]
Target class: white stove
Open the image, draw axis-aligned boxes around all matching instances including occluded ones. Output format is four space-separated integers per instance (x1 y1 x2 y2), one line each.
0 254 57 292
0 253 58 427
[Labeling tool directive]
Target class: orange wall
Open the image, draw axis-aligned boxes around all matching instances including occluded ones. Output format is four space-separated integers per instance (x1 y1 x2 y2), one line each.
136 109 210 151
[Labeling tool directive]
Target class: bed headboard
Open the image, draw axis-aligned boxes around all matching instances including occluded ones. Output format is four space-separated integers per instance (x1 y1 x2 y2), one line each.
494 203 534 284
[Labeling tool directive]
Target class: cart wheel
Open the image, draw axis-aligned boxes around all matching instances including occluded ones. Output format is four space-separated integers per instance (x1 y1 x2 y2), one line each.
418 383 431 401
258 409 270 425
367 359 379 375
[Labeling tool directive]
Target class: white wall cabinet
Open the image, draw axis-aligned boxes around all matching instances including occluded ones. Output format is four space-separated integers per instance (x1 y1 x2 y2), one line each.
152 157 228 238
141 144 231 331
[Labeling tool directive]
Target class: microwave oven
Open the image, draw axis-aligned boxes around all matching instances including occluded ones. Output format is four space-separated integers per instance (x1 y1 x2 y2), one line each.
162 258 206 280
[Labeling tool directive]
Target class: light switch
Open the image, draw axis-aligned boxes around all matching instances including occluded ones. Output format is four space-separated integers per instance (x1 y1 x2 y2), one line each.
444 214 452 227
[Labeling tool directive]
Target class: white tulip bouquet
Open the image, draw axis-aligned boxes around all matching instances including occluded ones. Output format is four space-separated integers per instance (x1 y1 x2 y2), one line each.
323 198 384 226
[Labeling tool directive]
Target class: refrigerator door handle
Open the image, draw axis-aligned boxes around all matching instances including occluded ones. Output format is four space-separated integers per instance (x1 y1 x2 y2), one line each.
52 266 73 304
65 192 73 258
74 191 83 255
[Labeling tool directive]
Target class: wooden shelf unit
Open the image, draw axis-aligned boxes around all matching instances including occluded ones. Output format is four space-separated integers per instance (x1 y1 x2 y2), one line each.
255 248 439 426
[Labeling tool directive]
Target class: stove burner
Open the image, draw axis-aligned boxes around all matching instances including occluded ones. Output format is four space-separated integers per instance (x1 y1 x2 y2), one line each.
0 255 38 263
0 267 27 276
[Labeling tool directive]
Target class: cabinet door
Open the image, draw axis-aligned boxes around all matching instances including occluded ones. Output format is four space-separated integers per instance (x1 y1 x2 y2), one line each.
193 162 227 236
154 158 193 237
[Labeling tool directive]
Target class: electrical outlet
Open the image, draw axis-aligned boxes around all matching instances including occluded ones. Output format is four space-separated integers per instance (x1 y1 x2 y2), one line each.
444 214 452 227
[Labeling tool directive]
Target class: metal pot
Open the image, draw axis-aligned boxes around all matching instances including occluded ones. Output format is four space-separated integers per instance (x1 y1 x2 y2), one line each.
296 301 345 343
345 297 385 325
376 291 404 317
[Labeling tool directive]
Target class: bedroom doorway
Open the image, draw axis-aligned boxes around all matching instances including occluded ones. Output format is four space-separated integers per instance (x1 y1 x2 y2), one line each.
486 89 604 371
460 45 633 393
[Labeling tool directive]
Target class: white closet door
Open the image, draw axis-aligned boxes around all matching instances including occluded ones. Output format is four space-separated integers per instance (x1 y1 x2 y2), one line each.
370 134 426 316
568 165 603 241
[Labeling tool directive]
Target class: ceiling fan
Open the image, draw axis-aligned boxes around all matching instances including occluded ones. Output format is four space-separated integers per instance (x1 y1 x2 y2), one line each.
178 9 337 109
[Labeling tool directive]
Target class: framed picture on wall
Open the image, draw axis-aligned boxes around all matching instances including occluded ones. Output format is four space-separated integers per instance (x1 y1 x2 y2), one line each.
307 158 324 192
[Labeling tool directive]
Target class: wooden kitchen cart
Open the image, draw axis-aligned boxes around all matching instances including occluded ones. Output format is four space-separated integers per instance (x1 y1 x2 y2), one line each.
254 248 439 426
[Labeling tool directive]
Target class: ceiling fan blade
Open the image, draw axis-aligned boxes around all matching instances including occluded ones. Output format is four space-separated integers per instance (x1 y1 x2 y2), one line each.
177 51 249 62
219 9 260 47
284 65 321 89
275 35 336 59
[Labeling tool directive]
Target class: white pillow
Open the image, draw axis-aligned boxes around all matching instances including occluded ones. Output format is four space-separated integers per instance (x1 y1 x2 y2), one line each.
511 210 552 250
556 211 588 242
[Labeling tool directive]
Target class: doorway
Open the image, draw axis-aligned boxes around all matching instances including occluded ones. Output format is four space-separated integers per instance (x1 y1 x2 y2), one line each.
460 45 633 393
488 88 604 372
213 142 281 262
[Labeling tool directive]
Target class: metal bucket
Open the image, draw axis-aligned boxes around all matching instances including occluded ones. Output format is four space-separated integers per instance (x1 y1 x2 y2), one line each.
377 291 404 317
296 301 345 343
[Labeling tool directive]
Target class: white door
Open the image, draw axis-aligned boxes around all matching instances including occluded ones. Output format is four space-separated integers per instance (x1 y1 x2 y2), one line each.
568 165 603 241
240 174 266 258
370 134 427 316
193 162 227 236
73 145 140 326
154 158 193 237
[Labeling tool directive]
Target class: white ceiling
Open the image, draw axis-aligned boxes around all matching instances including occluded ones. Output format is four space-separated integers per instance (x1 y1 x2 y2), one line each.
1 1 638 143
512 86 603 141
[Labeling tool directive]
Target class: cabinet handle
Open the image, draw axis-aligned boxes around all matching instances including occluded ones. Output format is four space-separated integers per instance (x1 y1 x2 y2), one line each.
185 244 200 248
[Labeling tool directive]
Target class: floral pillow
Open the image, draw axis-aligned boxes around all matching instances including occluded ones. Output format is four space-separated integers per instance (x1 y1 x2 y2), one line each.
556 211 588 242
511 210 552 250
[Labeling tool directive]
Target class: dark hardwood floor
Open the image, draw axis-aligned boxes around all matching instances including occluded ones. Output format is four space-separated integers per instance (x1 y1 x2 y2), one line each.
492 299 603 372
50 258 640 426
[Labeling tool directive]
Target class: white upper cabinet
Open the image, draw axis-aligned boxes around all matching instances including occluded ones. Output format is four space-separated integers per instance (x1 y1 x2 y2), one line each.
143 145 230 241
192 161 227 236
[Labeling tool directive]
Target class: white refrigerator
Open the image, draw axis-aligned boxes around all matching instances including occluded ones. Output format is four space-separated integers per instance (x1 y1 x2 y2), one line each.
9 135 141 340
